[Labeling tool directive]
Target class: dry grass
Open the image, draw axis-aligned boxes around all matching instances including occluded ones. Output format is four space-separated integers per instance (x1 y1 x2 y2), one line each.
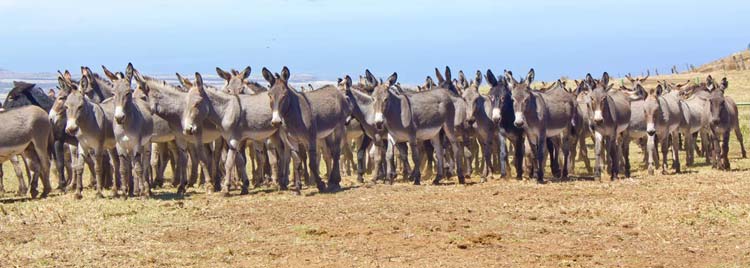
2 70 750 267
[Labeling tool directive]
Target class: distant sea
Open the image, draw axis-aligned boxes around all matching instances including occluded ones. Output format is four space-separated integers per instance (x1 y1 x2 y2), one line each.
0 72 335 103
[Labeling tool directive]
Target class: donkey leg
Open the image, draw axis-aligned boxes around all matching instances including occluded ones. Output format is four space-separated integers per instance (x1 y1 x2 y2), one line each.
222 143 238 196
10 156 27 196
396 142 411 181
608 137 620 181
430 136 445 185
53 140 67 190
408 140 422 185
307 140 327 193
722 132 731 170
498 132 508 178
235 147 251 195
385 140 397 184
735 125 747 158
324 129 344 192
356 135 371 183
621 136 631 178
480 140 492 182
534 136 546 184
593 132 603 179
671 133 681 173
93 151 104 199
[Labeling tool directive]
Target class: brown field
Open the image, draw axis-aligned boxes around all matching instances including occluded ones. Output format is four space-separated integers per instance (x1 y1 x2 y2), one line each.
2 67 750 267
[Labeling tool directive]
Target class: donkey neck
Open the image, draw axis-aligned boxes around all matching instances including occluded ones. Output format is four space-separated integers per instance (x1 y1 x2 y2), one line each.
204 89 239 127
91 75 115 102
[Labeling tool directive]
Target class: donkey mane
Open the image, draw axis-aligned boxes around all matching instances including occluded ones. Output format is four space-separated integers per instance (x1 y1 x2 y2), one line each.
141 74 187 93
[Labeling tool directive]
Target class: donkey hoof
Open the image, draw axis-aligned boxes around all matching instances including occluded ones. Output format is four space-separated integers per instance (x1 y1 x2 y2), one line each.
239 188 249 195
326 184 342 193
536 179 546 185
74 192 83 200
431 179 441 186
95 192 105 199
316 182 327 193
30 190 39 199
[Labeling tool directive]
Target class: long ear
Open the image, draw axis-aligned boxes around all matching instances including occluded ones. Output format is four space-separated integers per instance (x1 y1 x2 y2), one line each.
434 68 445 84
176 73 193 88
625 74 635 82
486 69 498 87
444 66 452 82
262 67 276 86
721 77 728 89
133 68 145 84
280 66 290 82
584 73 595 89
239 66 251 80
504 70 517 86
458 70 467 87
601 72 610 87
706 75 714 85
125 62 134 83
640 74 649 82
676 80 690 88
474 70 482 86
216 67 232 81
426 76 435 89
524 68 535 84
343 75 352 90
365 69 377 85
81 66 90 77
102 65 118 81
387 72 398 87
194 72 205 90
655 84 663 96
80 76 89 91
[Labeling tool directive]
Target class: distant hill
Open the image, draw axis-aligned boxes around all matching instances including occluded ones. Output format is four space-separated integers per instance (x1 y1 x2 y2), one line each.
692 50 750 73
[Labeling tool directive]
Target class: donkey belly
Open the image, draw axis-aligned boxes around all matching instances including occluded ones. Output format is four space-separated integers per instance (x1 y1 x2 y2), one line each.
242 128 277 142
0 142 29 162
415 126 443 141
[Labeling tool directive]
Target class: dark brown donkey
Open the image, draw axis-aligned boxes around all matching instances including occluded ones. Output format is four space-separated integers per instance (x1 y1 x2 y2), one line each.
264 67 351 193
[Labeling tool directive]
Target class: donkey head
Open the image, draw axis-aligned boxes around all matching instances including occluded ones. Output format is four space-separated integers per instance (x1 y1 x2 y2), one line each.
263 67 294 127
64 88 86 135
585 72 611 125
370 72 398 130
49 72 77 124
625 73 649 87
707 88 726 126
506 69 535 127
105 63 135 124
461 70 483 125
217 66 251 94
180 72 210 135
485 69 509 123
642 85 663 136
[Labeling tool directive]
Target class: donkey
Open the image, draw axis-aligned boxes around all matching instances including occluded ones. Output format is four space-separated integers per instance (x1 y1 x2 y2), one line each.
642 84 686 175
485 69 525 179
371 68 464 185
264 67 351 193
107 63 154 197
584 72 631 180
0 105 53 198
462 70 500 182
183 70 289 195
704 77 740 170
62 81 122 198
507 69 578 183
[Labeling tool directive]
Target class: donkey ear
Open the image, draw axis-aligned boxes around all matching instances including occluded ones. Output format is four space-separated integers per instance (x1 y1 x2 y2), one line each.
216 67 232 81
63 70 72 81
240 66 251 80
641 74 649 82
102 65 118 81
655 84 663 96
280 66 291 82
485 69 497 87
176 73 192 88
444 66 452 82
625 74 635 82
81 66 90 77
474 70 482 86
525 68 535 84
458 70 467 86
601 72 610 87
721 77 728 89
125 62 134 83
80 76 89 90
504 70 516 86
342 75 352 90
434 68 445 84
194 72 204 89
387 72 398 87
426 76 435 89
261 67 275 86
133 68 144 84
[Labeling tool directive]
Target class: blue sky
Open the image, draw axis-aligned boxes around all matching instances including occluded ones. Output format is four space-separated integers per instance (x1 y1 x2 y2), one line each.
0 0 748 82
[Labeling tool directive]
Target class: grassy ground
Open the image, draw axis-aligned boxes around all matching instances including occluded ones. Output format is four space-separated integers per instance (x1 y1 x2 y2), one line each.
2 70 750 267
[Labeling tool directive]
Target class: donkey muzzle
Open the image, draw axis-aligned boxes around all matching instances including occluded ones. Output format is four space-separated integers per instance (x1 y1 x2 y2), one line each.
491 108 501 122
65 124 79 135
271 111 282 127
114 107 125 124
646 123 656 136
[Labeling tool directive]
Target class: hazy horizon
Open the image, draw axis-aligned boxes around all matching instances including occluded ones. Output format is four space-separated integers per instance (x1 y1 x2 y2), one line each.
1 0 748 83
